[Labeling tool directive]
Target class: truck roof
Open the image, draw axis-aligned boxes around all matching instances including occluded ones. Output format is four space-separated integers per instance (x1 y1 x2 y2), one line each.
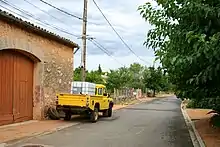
96 84 106 88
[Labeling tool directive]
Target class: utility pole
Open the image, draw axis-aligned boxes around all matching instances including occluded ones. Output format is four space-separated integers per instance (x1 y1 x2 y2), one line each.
81 0 88 82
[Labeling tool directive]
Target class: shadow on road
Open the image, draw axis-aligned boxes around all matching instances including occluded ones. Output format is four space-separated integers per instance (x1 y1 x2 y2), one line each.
65 114 120 124
123 107 180 112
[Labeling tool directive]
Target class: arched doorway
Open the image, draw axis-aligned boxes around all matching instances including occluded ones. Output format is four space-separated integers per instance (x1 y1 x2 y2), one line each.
0 50 34 125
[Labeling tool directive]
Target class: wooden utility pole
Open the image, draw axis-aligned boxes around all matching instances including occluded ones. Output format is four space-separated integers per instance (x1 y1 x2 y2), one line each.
81 0 88 81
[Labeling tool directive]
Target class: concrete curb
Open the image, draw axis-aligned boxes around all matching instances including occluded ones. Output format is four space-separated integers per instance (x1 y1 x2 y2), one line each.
0 143 6 147
4 122 79 147
181 102 206 147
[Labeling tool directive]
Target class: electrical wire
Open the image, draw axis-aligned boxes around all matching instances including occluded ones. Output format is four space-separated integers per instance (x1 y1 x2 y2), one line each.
23 0 69 27
92 0 150 64
39 0 82 20
0 0 145 67
39 0 100 26
88 39 125 67
0 0 80 38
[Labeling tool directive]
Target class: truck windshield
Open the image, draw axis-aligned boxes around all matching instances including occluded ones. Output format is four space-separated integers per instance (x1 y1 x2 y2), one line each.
98 88 103 95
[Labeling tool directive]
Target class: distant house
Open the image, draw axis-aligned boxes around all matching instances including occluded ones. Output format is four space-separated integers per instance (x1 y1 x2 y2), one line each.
0 10 79 125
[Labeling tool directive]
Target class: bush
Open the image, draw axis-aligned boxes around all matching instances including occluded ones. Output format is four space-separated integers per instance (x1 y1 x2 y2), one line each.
186 98 220 110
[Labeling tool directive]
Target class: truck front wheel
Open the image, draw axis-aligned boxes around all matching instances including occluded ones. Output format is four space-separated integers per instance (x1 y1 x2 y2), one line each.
103 109 108 117
90 108 99 123
108 107 113 117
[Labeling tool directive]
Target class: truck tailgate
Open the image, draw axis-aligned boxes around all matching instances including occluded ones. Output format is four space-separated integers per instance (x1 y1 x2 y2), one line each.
57 94 89 107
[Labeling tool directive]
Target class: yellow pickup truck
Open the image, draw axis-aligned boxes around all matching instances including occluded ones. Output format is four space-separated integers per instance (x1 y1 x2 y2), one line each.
56 84 114 122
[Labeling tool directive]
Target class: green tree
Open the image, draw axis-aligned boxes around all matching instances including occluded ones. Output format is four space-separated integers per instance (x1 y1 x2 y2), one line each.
143 67 165 96
73 66 82 81
139 1 220 101
128 63 145 90
98 64 102 74
106 67 132 92
86 70 104 84
73 66 104 84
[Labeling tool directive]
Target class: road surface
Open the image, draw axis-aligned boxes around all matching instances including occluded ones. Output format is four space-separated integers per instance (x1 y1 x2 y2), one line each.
9 96 193 147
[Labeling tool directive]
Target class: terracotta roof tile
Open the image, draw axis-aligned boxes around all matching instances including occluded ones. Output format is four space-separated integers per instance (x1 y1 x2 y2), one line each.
0 9 79 49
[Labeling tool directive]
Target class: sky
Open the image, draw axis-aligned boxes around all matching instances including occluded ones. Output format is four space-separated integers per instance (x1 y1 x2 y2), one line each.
0 0 157 71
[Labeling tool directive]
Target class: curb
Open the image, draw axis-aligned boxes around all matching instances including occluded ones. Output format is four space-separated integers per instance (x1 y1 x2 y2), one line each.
0 143 6 147
181 102 206 147
4 122 79 147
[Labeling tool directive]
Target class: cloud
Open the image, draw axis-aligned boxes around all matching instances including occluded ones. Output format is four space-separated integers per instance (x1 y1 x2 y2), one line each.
0 0 155 71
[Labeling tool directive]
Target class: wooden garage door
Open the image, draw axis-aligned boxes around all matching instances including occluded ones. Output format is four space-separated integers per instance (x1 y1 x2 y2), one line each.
0 50 34 125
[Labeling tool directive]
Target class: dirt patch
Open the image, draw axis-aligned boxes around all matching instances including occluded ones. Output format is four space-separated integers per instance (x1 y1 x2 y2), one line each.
156 93 174 98
186 108 220 147
113 97 158 110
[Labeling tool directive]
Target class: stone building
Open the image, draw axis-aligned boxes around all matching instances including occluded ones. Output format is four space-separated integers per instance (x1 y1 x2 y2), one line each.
0 10 79 125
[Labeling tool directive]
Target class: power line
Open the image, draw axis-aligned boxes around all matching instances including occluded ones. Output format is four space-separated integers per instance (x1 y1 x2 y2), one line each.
23 0 67 26
92 0 150 64
0 0 79 38
39 0 100 26
39 0 82 20
88 39 125 67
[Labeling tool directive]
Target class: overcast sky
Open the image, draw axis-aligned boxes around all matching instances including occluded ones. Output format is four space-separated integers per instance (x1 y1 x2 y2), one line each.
0 0 156 71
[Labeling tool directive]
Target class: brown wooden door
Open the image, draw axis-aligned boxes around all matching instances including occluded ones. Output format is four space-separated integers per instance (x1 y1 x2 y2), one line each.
0 51 14 125
13 51 34 122
0 50 33 125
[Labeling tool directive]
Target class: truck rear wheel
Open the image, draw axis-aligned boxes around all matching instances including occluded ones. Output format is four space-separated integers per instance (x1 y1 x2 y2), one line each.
64 112 71 121
90 108 99 123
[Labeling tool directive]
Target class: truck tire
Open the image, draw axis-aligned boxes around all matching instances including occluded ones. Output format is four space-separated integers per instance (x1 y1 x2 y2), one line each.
108 107 113 117
64 112 71 121
103 109 108 117
90 108 99 123
47 107 60 120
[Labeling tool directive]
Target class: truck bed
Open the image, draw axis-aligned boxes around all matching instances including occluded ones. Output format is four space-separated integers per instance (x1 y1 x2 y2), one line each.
56 93 89 107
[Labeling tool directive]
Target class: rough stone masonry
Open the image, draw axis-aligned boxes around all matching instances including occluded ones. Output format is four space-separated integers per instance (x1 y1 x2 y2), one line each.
0 10 79 120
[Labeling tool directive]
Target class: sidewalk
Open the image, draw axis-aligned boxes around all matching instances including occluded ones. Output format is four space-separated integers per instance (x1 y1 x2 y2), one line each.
0 120 78 144
186 108 220 147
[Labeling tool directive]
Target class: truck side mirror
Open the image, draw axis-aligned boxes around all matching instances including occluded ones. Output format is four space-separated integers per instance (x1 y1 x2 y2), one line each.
103 93 108 96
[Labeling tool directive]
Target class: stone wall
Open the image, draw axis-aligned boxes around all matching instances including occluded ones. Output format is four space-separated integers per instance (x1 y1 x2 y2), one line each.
0 20 74 119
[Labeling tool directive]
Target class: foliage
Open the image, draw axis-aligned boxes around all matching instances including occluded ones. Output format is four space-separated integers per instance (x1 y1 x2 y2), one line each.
138 1 220 103
106 63 147 92
98 64 102 74
187 98 220 127
143 66 171 96
73 66 104 84
73 63 172 95
106 67 132 92
187 98 220 111
127 63 145 89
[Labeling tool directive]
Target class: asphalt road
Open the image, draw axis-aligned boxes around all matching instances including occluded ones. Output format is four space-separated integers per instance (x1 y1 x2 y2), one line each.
10 96 193 147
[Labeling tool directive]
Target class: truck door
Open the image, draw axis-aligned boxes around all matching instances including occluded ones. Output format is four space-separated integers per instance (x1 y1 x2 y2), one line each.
102 88 109 109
